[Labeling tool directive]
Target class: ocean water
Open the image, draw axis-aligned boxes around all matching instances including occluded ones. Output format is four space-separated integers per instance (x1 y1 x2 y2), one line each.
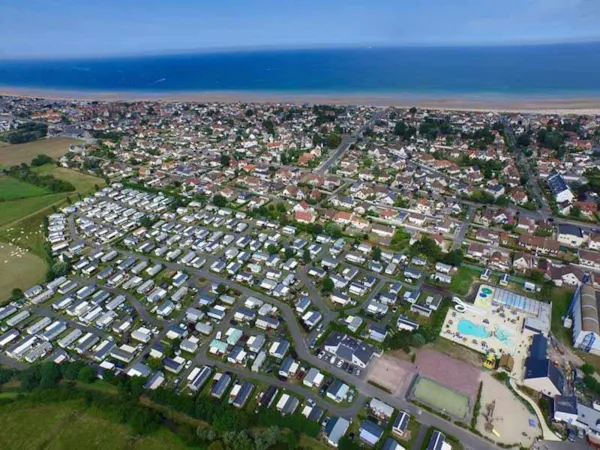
1 43 600 96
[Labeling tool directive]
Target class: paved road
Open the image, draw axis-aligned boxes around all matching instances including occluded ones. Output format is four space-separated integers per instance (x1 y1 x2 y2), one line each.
453 205 474 250
317 109 387 174
11 212 504 449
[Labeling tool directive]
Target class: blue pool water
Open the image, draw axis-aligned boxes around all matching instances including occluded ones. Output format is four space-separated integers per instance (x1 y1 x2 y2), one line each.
494 326 512 343
457 320 489 338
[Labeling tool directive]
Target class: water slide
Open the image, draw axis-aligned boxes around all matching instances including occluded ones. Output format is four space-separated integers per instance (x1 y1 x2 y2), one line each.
452 296 486 316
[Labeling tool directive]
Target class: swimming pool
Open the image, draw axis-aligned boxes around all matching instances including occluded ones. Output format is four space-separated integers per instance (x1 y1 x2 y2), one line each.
494 325 513 345
457 319 490 338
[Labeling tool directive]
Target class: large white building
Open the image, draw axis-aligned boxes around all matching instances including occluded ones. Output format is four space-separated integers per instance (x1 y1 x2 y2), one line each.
547 172 575 204
568 280 600 356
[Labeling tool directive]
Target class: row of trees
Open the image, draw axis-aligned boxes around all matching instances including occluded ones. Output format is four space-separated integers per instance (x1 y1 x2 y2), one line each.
408 236 464 266
1 122 48 144
3 360 321 449
5 163 75 193
312 132 342 149
148 387 321 447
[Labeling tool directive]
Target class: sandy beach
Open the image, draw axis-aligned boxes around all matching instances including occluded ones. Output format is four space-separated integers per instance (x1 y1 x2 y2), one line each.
2 87 600 114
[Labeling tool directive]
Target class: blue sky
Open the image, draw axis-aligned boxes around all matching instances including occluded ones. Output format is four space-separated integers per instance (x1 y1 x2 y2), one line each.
1 0 600 58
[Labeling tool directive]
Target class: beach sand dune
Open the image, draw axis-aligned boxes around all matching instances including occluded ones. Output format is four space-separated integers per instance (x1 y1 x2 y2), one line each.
2 87 600 114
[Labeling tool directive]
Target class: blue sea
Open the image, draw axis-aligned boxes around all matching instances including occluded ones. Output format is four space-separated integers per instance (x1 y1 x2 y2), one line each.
1 43 600 97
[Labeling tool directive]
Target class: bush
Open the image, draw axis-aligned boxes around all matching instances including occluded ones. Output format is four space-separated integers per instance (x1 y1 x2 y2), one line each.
581 363 595 375
493 372 509 382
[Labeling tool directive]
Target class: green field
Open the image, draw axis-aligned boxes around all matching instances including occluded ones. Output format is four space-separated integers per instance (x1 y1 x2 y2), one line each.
0 177 50 200
550 287 575 347
450 266 480 296
0 401 188 450
0 242 47 303
0 193 68 227
0 167 104 228
0 206 52 259
0 167 104 301
412 377 470 419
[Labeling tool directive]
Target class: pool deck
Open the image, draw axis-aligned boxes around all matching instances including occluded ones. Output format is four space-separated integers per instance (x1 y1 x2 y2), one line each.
441 304 529 375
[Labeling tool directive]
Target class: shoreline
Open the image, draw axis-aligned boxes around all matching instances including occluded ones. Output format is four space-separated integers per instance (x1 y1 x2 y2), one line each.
2 87 600 114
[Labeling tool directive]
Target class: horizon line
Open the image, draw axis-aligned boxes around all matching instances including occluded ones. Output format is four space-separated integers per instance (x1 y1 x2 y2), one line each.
2 38 600 61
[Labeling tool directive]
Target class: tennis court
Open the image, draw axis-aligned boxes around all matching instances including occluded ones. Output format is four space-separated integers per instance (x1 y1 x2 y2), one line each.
412 377 470 419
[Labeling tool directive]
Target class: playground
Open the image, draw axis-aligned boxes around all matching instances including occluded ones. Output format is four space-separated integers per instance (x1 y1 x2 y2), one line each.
476 372 541 446
411 377 470 419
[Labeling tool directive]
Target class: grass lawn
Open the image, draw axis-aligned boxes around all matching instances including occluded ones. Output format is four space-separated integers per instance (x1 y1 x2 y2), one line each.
0 176 50 200
298 435 330 450
450 266 480 296
0 207 53 258
0 242 47 304
43 166 104 194
0 138 82 167
550 287 575 347
0 400 188 450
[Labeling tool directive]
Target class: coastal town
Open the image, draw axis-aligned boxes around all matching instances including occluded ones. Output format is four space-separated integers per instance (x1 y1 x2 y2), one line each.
2 95 600 450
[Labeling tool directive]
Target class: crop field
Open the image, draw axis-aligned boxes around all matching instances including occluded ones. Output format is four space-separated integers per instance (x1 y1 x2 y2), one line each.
0 401 188 450
0 242 47 304
0 176 50 200
0 138 82 167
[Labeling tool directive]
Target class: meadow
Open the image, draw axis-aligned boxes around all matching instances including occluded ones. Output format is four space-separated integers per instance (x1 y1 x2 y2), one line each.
0 137 82 167
0 176 50 200
0 166 104 228
0 166 104 302
0 401 188 450
0 242 47 305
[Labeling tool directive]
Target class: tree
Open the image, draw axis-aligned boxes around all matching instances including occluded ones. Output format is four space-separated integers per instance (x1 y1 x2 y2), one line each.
220 154 231 168
31 154 53 166
62 361 83 380
216 284 228 296
322 276 334 293
267 244 278 255
140 215 155 228
284 247 294 260
327 133 342 149
10 288 23 300
78 365 96 384
410 236 441 262
263 119 275 135
411 333 426 348
302 248 310 264
147 357 162 371
390 227 410 250
441 249 464 266
394 120 406 136
212 194 227 207
570 205 582 218
324 221 342 238
39 362 62 389
19 365 42 391
372 246 381 261
582 363 596 375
